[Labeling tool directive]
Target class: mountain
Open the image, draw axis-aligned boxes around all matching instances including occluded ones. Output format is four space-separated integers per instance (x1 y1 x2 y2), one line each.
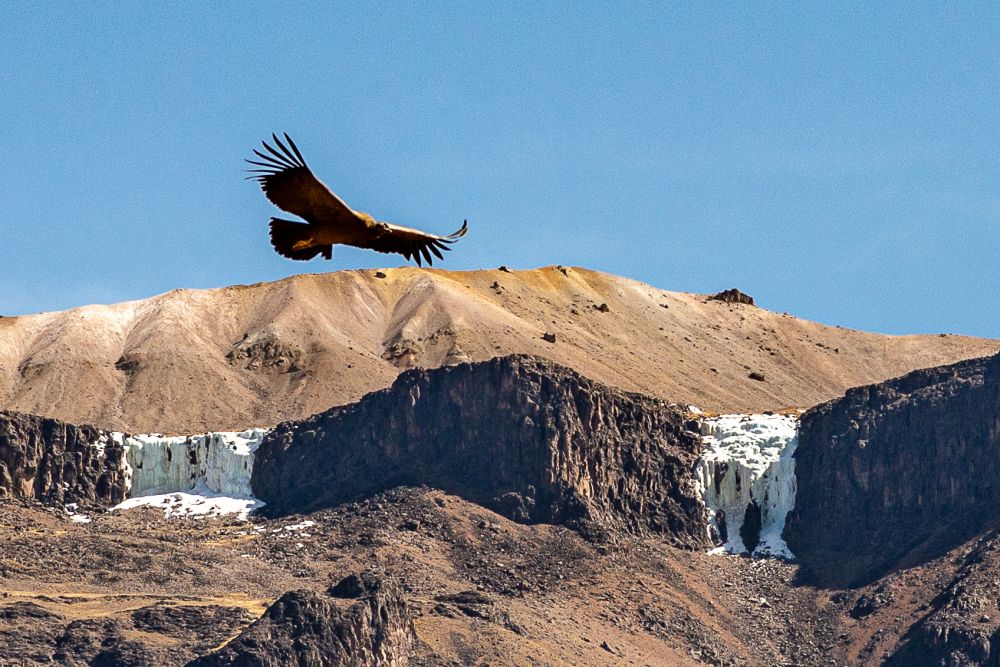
5 348 1000 664
1 266 996 434
5 267 1000 666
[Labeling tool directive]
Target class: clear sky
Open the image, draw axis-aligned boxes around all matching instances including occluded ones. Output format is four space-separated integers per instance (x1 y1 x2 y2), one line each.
1 3 998 336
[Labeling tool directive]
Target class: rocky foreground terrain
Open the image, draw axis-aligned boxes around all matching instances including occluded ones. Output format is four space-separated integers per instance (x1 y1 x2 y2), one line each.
1 267 996 433
3 268 1000 666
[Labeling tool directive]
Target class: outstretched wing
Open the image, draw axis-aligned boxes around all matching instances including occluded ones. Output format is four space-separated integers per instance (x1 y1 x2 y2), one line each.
358 220 469 267
246 133 366 231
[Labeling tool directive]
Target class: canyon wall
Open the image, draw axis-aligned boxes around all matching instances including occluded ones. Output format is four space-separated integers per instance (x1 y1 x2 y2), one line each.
0 411 128 505
0 411 266 515
253 355 709 547
786 352 1000 586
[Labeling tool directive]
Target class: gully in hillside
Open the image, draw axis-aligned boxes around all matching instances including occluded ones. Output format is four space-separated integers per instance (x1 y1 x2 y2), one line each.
246 133 468 265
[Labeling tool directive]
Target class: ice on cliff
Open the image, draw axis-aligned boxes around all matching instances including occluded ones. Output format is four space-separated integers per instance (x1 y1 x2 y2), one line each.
694 414 798 559
110 429 267 519
83 411 799 536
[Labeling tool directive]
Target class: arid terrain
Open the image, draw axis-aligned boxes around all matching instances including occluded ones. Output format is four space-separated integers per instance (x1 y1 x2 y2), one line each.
5 486 1000 666
3 267 1000 666
1 267 995 434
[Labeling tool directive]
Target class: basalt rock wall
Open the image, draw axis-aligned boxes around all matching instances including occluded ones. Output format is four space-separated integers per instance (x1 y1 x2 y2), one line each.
786 352 1000 587
0 411 128 505
252 355 708 547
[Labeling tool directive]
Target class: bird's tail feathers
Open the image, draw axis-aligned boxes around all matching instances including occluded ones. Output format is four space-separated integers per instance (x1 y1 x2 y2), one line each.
269 218 332 261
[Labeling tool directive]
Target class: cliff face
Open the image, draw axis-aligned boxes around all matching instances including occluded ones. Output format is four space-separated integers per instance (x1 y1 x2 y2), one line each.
786 352 1000 587
0 411 128 505
252 355 708 547
188 575 414 667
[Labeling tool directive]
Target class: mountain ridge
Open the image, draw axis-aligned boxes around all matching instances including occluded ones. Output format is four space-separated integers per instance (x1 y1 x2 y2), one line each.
1 265 996 434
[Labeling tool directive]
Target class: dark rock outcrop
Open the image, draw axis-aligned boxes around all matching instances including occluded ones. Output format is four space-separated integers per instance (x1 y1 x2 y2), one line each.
252 355 707 547
131 603 256 644
1 593 257 665
0 602 64 665
0 601 58 621
226 331 304 373
328 573 382 599
0 411 128 506
188 576 414 667
709 288 755 306
53 617 166 666
786 352 1000 587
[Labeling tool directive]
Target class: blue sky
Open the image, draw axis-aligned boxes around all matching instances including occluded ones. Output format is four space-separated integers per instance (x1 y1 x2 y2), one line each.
1 3 998 336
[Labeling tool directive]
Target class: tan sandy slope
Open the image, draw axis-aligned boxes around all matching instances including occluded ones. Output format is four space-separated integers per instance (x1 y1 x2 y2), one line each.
0 266 996 433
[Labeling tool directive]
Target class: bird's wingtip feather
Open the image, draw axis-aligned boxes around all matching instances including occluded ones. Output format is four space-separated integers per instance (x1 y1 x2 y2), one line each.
283 133 308 166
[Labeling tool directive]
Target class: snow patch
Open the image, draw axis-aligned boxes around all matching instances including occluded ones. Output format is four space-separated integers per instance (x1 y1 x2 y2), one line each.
694 414 798 559
114 484 264 520
64 503 91 524
279 520 316 532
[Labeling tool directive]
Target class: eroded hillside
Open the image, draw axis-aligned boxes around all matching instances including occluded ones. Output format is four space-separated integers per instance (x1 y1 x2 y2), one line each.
1 266 996 433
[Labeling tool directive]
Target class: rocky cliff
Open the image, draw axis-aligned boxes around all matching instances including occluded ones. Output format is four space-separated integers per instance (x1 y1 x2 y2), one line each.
786 352 1000 587
188 574 414 667
0 410 128 505
252 355 708 547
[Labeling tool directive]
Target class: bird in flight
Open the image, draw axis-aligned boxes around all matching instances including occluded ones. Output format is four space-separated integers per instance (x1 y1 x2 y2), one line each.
246 133 467 265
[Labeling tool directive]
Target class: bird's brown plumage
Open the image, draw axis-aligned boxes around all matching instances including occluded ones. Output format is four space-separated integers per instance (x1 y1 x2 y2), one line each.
247 134 467 265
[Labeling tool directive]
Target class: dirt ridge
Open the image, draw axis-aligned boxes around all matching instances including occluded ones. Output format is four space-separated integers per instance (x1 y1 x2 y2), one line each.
1 266 996 434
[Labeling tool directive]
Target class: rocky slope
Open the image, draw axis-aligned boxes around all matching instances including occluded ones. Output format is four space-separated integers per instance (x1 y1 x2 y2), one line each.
6 349 1000 664
0 411 127 505
786 351 1000 588
189 574 414 666
878 524 1000 667
0 488 850 667
2 267 996 433
16 480 1000 667
253 355 706 546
